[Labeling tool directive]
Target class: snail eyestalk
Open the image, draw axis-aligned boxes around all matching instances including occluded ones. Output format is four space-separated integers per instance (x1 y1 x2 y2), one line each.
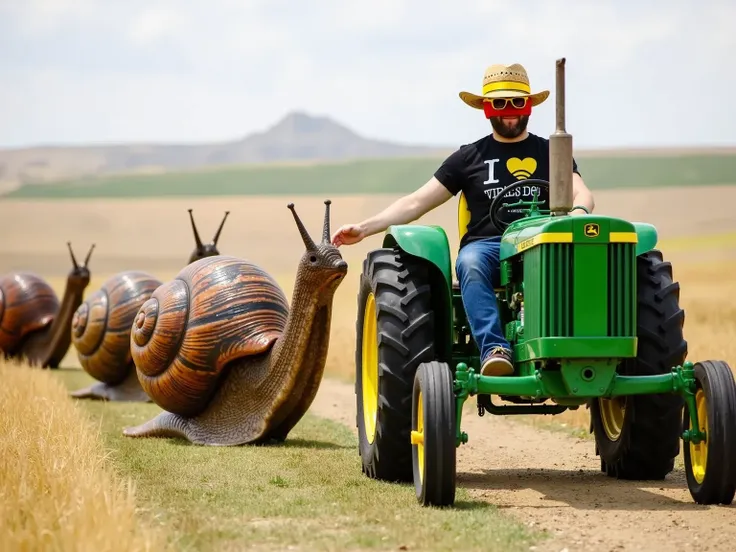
288 203 318 251
322 199 332 244
83 243 96 268
67 242 79 270
187 208 228 264
212 211 230 246
188 208 204 249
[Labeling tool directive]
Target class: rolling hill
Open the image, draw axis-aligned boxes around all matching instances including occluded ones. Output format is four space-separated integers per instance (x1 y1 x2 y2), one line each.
0 111 448 194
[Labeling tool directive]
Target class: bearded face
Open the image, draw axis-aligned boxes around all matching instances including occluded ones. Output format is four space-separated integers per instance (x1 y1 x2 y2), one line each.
489 114 530 139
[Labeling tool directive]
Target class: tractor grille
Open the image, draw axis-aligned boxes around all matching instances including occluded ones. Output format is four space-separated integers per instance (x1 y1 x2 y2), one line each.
607 243 636 336
523 242 636 339
524 243 573 338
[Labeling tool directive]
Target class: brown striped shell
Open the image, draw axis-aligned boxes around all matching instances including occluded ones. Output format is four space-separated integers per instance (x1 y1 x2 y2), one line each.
130 255 289 417
0 273 60 354
71 271 163 385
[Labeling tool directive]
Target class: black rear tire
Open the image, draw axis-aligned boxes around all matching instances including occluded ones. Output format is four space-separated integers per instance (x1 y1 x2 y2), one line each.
355 247 436 482
590 249 687 479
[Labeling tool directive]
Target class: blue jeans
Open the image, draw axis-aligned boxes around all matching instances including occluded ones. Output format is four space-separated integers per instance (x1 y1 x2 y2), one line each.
455 236 511 362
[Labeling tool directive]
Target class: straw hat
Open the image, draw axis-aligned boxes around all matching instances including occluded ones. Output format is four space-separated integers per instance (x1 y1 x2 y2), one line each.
459 63 549 109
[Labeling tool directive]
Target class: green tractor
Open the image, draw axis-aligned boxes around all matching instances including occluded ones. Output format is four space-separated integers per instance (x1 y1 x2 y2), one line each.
354 58 736 508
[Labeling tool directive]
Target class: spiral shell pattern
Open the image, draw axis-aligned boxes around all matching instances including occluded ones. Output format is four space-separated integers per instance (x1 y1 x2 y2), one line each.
0 272 59 354
71 271 163 385
131 255 289 417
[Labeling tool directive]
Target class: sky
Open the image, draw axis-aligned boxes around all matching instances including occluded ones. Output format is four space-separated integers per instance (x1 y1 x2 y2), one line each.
1 0 735 150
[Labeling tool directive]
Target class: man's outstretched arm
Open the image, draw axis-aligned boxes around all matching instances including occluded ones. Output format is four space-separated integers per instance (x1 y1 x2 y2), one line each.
331 176 454 246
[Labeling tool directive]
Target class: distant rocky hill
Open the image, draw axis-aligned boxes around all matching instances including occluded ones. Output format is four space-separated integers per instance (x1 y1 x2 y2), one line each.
0 112 449 194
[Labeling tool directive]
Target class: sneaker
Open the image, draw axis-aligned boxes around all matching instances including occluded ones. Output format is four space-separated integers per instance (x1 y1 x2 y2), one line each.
480 346 514 376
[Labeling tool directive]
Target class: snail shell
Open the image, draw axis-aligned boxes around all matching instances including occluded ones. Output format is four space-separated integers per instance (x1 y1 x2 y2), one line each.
130 255 289 417
71 271 163 385
0 273 59 354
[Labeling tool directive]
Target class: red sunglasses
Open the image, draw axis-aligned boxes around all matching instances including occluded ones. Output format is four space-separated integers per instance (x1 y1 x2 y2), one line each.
483 96 531 118
487 97 528 110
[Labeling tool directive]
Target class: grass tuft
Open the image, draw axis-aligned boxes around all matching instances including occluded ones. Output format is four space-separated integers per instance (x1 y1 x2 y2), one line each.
0 359 170 552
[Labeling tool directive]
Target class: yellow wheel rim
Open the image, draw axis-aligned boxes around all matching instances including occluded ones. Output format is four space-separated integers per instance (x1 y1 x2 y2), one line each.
410 389 425 484
689 388 708 484
361 292 379 444
599 397 626 441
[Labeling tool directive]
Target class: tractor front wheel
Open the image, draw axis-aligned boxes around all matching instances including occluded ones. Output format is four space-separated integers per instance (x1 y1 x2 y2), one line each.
411 361 457 507
355 247 436 482
590 249 687 479
683 360 736 505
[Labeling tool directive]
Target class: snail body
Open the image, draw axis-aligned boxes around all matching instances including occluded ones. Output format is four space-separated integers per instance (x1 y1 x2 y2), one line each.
123 200 347 446
69 209 231 402
0 243 94 368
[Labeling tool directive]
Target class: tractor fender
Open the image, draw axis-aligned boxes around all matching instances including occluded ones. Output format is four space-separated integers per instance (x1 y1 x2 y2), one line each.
632 222 658 256
383 224 453 288
383 224 454 362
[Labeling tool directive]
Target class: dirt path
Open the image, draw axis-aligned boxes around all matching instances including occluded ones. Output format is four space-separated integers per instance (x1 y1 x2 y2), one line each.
310 377 735 552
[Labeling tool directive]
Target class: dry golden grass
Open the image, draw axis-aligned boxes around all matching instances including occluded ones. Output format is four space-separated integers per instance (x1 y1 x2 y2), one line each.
0 359 170 552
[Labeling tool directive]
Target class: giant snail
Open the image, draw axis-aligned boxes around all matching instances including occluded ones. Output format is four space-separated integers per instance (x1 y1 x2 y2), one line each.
121 200 347 446
0 242 95 368
68 208 231 402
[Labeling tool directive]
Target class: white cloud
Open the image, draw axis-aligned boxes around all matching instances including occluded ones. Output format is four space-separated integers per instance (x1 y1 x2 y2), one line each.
128 7 184 45
1 0 735 149
0 0 104 36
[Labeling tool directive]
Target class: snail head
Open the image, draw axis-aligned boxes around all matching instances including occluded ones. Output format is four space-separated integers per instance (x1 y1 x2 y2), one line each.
187 208 230 264
288 199 348 288
66 241 94 287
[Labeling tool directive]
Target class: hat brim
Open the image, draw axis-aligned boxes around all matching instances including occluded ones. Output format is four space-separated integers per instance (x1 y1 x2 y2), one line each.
459 89 550 110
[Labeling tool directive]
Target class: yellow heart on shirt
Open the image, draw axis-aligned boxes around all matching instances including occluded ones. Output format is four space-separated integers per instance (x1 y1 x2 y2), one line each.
507 157 537 180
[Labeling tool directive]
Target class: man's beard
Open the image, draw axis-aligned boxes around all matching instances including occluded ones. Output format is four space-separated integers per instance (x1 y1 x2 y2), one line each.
490 115 529 139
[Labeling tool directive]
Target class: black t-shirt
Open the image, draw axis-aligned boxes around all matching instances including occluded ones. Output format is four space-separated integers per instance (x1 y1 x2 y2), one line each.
434 132 580 248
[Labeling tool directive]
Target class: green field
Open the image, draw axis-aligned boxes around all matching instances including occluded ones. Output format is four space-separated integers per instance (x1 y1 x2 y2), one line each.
5 151 736 198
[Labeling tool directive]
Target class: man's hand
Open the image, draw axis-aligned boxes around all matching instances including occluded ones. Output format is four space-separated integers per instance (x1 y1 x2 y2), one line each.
332 223 367 247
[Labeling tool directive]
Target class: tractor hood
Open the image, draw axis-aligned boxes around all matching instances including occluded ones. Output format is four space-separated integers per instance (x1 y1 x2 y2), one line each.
500 215 658 261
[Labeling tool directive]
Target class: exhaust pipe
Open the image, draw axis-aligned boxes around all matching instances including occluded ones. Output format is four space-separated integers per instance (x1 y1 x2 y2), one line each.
549 57 573 216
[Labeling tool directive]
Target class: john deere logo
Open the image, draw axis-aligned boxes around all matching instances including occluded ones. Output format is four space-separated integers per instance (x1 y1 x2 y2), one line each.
584 223 600 238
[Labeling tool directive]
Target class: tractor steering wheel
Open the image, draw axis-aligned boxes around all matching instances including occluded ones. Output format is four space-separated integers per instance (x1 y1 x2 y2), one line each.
489 178 551 233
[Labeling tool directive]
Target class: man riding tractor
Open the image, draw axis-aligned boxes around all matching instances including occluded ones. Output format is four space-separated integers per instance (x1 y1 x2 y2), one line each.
331 62 596 377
